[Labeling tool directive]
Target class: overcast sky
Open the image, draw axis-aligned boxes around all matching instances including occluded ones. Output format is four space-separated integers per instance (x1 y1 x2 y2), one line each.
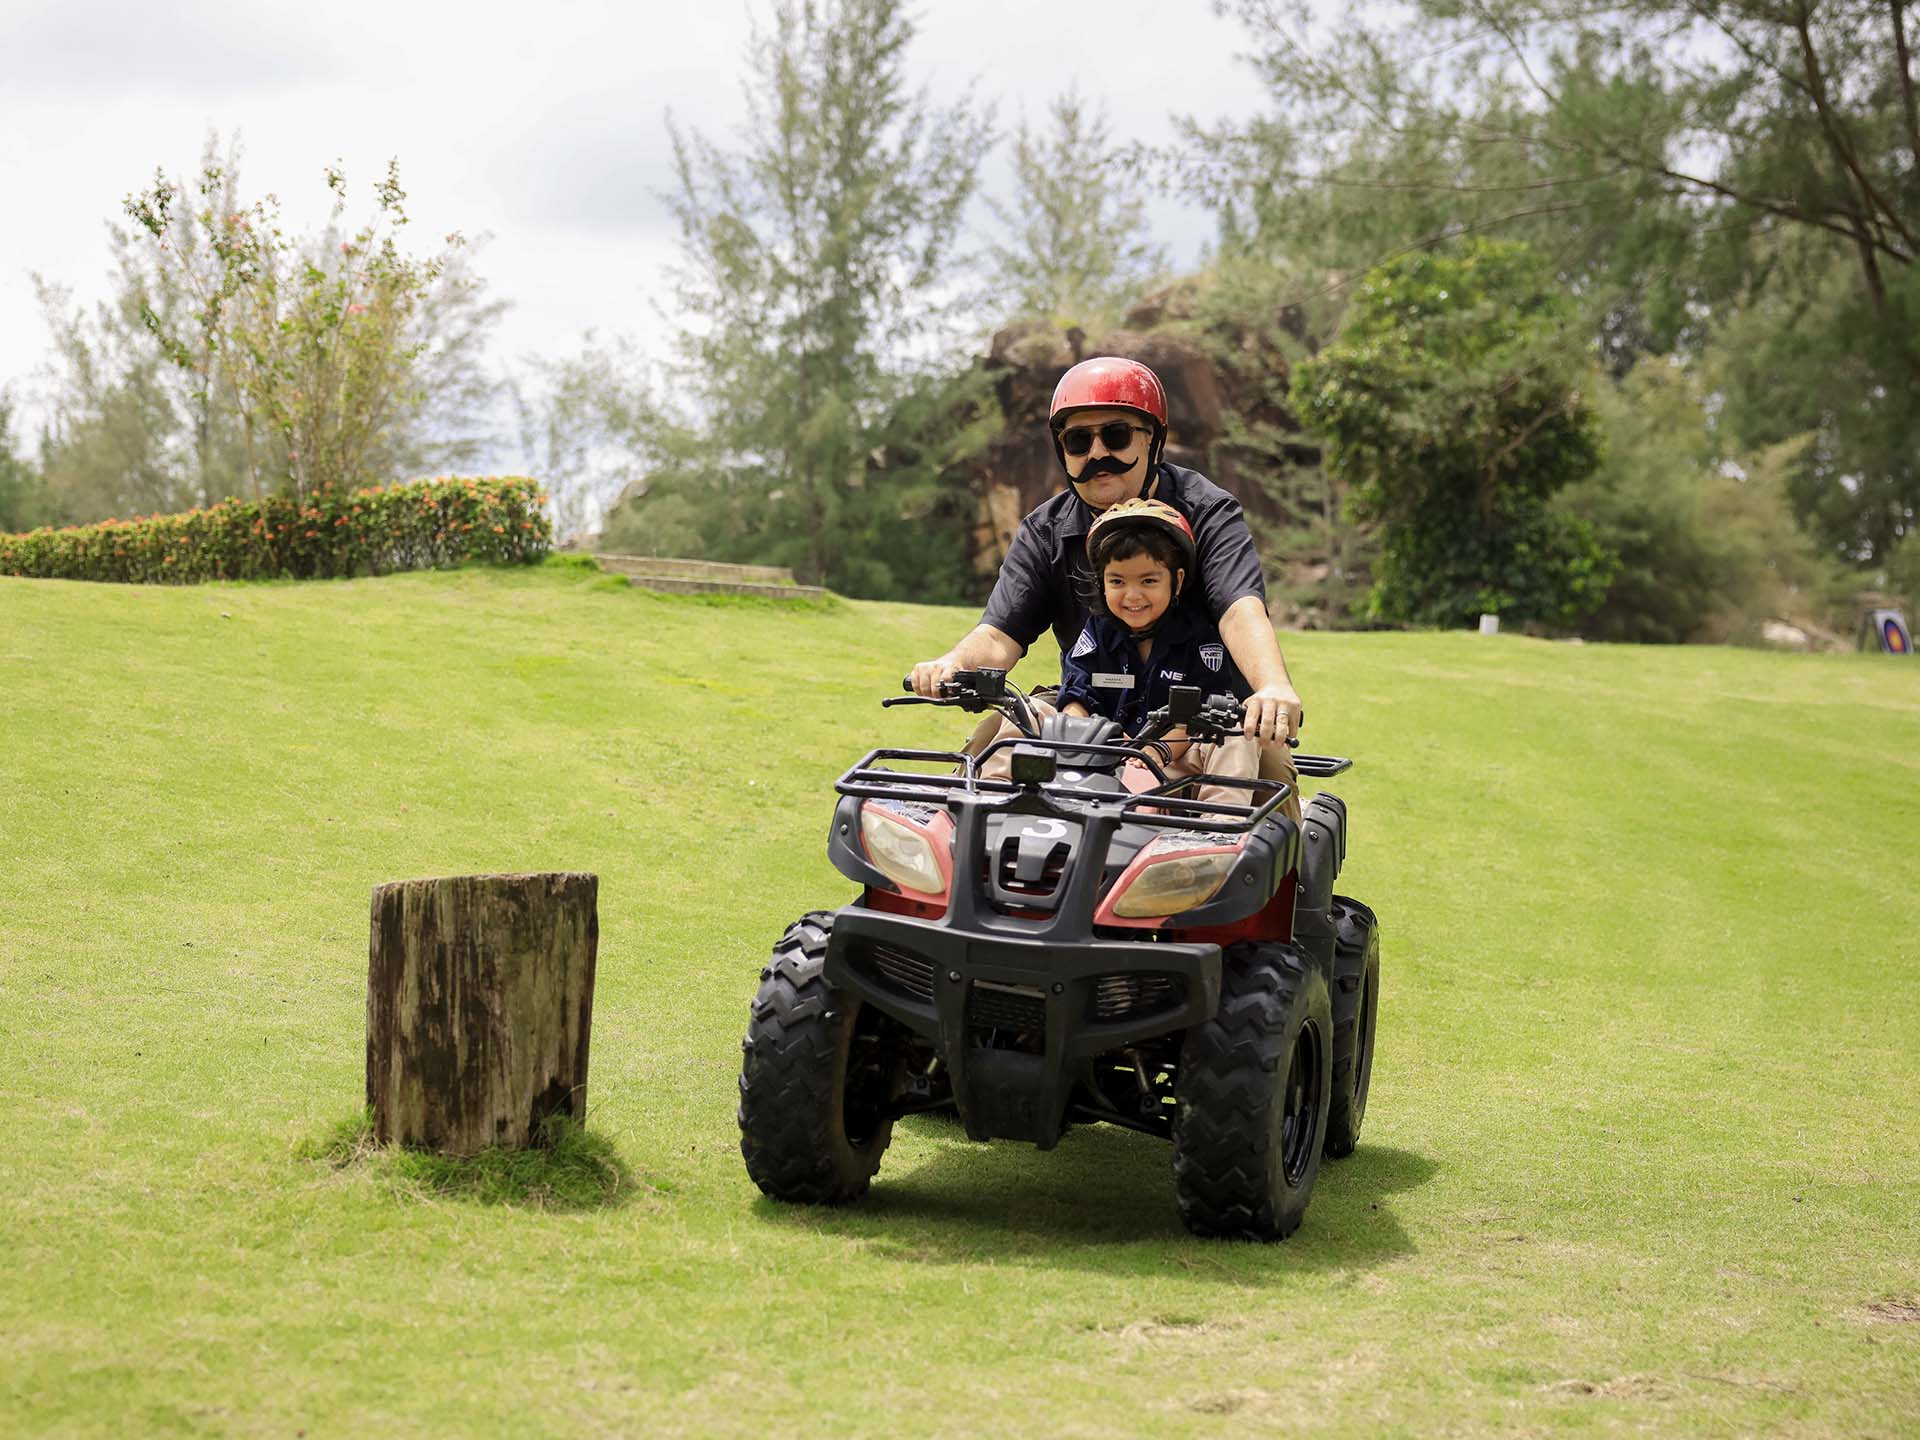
0 0 1273 452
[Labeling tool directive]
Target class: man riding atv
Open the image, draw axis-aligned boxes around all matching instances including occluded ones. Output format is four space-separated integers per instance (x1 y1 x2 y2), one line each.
735 358 1381 1241
909 355 1305 821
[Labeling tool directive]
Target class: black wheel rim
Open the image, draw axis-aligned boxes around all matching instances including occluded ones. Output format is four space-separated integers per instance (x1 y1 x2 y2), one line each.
842 1003 895 1147
1280 1020 1324 1185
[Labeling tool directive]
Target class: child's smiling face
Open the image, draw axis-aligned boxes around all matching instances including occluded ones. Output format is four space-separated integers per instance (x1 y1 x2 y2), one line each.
1103 553 1181 632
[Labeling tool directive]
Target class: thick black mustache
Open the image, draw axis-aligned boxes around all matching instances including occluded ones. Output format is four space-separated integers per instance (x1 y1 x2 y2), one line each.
1078 454 1138 478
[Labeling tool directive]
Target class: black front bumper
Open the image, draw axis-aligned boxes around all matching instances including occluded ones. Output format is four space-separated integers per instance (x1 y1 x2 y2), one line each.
826 907 1221 1149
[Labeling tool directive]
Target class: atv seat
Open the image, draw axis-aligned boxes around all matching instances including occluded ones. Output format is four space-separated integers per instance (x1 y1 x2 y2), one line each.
1035 712 1127 769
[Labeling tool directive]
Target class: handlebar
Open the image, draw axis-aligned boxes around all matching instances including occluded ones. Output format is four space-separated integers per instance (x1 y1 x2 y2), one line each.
1138 686 1301 748
893 674 1299 749
895 668 1037 735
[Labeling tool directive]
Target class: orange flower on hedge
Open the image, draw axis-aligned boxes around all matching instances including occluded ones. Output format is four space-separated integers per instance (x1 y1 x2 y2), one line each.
492 524 504 534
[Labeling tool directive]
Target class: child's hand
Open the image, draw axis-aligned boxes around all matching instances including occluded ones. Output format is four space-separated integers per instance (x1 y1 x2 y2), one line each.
1160 725 1192 762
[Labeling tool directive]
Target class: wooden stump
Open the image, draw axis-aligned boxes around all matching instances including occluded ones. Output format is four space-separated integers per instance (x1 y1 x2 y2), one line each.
367 872 598 1156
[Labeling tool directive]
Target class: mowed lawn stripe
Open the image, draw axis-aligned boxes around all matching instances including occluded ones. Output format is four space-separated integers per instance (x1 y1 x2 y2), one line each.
3 563 1917 1437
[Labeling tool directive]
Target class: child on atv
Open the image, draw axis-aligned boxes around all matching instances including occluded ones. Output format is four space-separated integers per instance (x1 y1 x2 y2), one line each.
980 498 1259 802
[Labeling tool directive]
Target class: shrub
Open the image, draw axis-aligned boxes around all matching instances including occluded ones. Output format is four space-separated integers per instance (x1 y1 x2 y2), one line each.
1560 362 1845 644
1295 240 1612 629
1884 533 1920 618
0 476 550 584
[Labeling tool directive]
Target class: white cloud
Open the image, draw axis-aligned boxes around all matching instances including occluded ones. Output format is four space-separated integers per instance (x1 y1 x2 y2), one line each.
0 0 1272 458
0 0 346 97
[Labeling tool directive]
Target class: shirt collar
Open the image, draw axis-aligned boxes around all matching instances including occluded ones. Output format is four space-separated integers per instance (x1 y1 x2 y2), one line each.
1156 601 1209 643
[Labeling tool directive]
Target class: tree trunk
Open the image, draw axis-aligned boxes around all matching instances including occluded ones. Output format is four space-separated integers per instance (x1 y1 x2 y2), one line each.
366 872 599 1156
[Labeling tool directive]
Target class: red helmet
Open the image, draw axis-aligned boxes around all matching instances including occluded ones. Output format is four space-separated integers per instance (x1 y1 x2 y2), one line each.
1049 356 1168 473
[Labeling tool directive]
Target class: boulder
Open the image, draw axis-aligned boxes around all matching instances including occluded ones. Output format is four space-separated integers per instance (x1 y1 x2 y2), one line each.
956 317 1321 578
1760 619 1811 651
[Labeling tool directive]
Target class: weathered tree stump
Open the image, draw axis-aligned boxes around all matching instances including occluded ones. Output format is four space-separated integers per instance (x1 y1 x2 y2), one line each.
367 872 598 1155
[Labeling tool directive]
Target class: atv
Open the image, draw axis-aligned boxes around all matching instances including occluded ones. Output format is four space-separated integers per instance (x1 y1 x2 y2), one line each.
738 668 1380 1240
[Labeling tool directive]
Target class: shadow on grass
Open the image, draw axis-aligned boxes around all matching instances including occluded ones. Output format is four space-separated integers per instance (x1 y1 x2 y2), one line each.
751 1117 1437 1279
297 1111 637 1212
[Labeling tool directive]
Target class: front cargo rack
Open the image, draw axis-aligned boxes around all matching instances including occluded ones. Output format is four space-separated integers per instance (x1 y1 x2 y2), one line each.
836 735 1349 837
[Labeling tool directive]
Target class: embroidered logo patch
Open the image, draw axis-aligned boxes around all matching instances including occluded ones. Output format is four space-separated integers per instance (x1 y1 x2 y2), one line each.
1199 643 1224 672
1160 669 1185 682
1070 626 1096 659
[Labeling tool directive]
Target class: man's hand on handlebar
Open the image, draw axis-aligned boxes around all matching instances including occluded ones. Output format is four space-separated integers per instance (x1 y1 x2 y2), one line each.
1243 684 1303 745
908 654 960 698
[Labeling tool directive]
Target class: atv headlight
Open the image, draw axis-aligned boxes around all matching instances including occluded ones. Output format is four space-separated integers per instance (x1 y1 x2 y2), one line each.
1108 838 1239 918
859 806 944 895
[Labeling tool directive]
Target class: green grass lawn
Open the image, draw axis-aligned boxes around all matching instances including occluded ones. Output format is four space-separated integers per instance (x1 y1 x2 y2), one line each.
4 561 1918 1438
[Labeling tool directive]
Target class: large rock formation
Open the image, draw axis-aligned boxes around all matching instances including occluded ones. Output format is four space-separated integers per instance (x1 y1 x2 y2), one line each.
960 296 1323 582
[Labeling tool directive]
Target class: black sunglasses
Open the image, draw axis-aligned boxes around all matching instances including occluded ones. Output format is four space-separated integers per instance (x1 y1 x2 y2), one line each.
1058 422 1151 457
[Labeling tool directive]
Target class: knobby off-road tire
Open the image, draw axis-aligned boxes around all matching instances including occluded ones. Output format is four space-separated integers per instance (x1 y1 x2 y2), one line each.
1325 897 1381 1159
738 911 903 1204
1172 941 1333 1241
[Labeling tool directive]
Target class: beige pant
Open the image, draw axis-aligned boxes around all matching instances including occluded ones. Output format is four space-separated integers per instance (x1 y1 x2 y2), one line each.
971 698 1302 822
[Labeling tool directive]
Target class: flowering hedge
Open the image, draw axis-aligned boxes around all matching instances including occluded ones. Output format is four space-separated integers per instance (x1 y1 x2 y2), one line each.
0 476 551 584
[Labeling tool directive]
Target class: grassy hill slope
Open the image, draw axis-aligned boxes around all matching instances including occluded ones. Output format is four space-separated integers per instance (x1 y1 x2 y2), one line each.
3 562 1918 1438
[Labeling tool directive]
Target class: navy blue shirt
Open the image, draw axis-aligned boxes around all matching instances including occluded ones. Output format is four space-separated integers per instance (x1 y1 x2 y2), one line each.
980 463 1268 661
1056 602 1252 736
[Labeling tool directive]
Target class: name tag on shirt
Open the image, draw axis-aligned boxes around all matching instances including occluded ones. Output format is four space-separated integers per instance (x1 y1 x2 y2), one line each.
1091 672 1136 690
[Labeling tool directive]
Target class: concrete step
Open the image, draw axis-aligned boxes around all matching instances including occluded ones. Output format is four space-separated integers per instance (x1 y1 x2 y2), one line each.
596 554 799 585
592 554 830 600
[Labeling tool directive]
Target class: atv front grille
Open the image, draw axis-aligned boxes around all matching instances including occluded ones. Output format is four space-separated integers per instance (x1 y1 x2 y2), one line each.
995 837 1069 897
862 941 935 1002
967 980 1047 1032
1090 972 1182 1023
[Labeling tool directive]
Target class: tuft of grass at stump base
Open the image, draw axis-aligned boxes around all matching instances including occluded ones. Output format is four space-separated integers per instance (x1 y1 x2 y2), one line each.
298 1110 634 1211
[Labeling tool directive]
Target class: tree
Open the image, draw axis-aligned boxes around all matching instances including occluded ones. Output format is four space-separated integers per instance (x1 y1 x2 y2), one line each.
32 273 193 522
1296 239 1613 627
0 391 54 533
647 0 995 595
30 134 262 522
27 138 503 525
123 149 503 502
1559 358 1840 643
985 90 1168 329
511 334 676 546
118 132 254 508
1201 0 1920 561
